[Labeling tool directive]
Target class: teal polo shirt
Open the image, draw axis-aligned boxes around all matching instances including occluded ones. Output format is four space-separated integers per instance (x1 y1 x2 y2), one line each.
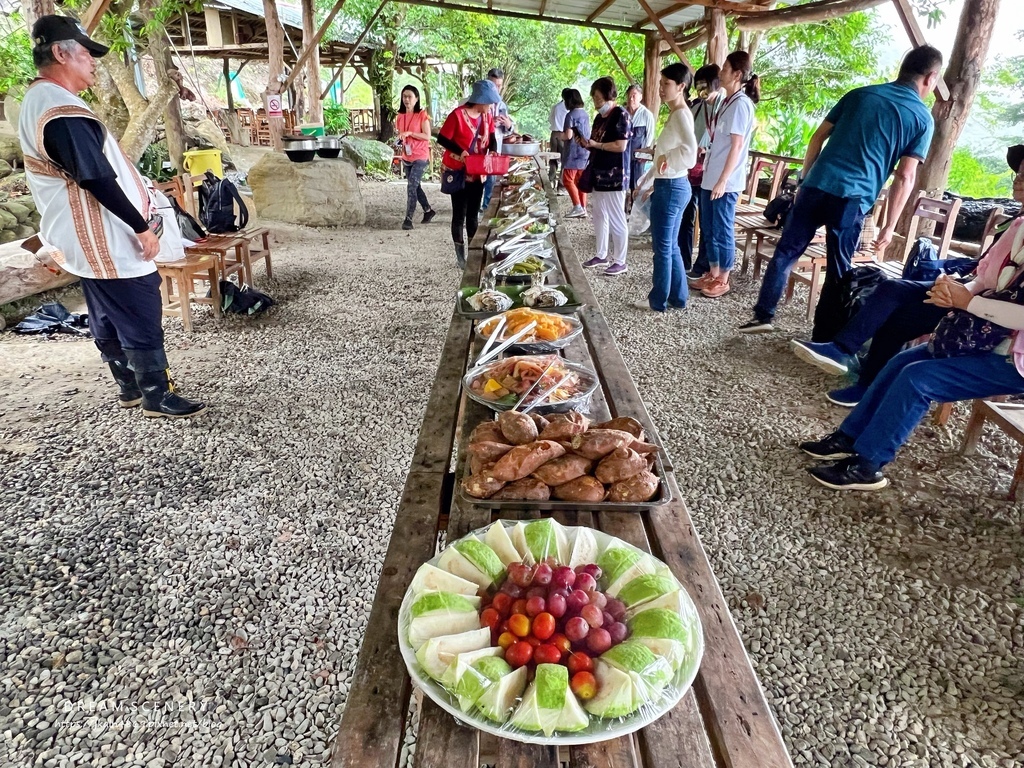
803 81 934 213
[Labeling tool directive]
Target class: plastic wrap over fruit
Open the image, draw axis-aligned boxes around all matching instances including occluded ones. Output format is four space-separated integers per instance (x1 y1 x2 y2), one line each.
398 519 704 744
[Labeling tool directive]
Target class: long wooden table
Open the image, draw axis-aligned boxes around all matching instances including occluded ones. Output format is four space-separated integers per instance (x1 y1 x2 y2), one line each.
330 167 793 768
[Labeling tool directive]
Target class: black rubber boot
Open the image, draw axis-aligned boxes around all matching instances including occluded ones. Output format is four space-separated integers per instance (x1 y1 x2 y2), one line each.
455 242 467 269
108 360 143 408
134 368 207 419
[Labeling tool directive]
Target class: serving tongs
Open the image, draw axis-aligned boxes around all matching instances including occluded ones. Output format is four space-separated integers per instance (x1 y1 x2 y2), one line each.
474 320 538 367
478 314 507 361
497 215 532 238
512 356 559 412
521 371 575 414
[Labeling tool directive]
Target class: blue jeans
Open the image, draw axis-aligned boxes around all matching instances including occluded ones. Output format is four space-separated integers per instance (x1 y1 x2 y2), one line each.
648 178 692 311
678 179 707 274
699 189 739 271
840 345 1024 467
754 185 865 322
481 175 496 210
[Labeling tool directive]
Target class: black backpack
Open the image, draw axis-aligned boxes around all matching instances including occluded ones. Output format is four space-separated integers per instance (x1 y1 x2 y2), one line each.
170 196 207 242
763 178 798 229
198 171 249 233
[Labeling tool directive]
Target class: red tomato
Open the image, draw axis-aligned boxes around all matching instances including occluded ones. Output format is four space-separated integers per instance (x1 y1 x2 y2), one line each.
480 607 501 631
570 671 597 700
491 593 513 616
567 651 594 676
550 633 571 657
505 640 534 668
533 643 562 665
532 612 556 641
525 635 541 648
511 598 529 616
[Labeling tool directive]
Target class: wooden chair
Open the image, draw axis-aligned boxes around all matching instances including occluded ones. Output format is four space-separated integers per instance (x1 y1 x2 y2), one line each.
156 253 222 333
180 173 272 285
960 398 1024 499
878 193 963 279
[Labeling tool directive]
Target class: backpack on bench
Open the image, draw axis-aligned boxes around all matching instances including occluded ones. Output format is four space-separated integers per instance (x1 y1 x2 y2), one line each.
198 170 249 234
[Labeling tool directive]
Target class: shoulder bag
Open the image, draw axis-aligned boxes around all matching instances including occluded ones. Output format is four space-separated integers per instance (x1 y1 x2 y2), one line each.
441 111 484 195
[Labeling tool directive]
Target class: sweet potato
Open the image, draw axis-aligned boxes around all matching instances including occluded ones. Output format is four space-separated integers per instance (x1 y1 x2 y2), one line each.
594 417 646 440
607 470 660 503
469 421 506 444
531 454 593 486
529 412 551 432
539 411 591 441
491 440 566 482
467 441 513 475
462 463 506 499
552 475 606 503
490 477 551 501
570 429 636 460
594 447 646 485
630 439 661 455
498 410 539 445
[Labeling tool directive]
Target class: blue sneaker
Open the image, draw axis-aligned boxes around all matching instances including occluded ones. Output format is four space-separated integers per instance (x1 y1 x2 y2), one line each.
826 384 866 408
790 340 854 376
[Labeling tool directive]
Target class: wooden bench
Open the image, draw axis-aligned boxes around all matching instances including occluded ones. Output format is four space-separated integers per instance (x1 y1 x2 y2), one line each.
961 398 1024 498
329 161 793 768
156 252 221 333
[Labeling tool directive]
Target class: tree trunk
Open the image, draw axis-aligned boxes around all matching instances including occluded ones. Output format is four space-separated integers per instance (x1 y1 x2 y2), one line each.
734 0 888 31
370 40 398 143
22 0 55 34
301 0 323 124
90 63 131 140
263 0 287 149
893 0 1000 245
420 63 432 119
642 31 662 119
705 7 728 66
161 52 186 172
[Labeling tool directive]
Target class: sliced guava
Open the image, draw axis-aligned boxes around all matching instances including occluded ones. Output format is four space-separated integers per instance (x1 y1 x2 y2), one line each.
601 640 674 699
440 645 502 689
437 546 491 589
605 556 659 598
414 627 492 679
476 665 528 723
627 608 688 643
597 545 642 587
522 518 569 563
452 654 509 711
557 685 589 732
616 573 679 608
409 591 480 618
633 636 688 672
408 611 481 650
483 521 522 567
411 563 480 598
568 527 599 569
510 663 569 736
584 659 638 718
454 539 505 586
624 589 688 621
508 522 536 565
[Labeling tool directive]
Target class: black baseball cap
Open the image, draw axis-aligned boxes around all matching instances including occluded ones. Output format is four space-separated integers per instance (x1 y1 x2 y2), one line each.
487 68 504 80
32 15 110 58
1008 144 1024 173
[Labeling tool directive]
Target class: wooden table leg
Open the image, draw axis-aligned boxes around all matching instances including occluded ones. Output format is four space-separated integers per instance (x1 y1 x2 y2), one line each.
177 271 193 332
961 401 988 456
208 266 222 318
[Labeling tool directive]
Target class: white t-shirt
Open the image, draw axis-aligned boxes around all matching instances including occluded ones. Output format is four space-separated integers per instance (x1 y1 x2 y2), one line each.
629 105 655 146
701 92 755 193
550 101 568 132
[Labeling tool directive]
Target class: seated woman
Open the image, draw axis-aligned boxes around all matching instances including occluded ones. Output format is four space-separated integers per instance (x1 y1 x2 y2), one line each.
792 144 1024 409
800 156 1024 491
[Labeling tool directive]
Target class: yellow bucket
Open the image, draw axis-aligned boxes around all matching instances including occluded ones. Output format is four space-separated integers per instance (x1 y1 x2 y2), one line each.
182 149 223 179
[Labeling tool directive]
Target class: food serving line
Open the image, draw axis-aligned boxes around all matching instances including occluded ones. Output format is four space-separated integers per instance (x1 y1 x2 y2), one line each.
330 159 793 768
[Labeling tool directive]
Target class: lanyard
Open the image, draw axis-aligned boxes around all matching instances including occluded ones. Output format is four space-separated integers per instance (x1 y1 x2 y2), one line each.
708 91 743 145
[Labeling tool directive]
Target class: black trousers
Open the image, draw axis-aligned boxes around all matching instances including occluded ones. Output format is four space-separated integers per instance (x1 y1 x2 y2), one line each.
80 271 168 372
450 180 485 246
833 278 947 387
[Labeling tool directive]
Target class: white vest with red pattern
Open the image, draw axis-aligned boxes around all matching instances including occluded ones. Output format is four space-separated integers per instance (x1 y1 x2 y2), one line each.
19 79 154 280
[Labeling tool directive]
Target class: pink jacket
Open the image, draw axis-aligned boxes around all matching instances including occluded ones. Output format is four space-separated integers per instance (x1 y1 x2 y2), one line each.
967 217 1024 376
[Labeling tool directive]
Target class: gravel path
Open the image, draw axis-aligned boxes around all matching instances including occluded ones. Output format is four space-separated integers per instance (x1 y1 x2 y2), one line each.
1 179 1021 768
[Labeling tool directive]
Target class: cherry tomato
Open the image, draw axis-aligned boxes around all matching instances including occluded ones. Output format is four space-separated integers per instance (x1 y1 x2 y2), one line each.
497 631 516 651
567 651 594 676
532 612 556 641
480 607 500 631
511 598 529 616
533 643 561 665
508 613 531 638
491 592 513 616
570 671 597 700
505 640 534 668
525 635 541 648
550 633 571 657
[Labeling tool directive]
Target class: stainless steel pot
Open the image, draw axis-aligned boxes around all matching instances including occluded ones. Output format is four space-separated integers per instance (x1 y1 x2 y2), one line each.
499 142 541 157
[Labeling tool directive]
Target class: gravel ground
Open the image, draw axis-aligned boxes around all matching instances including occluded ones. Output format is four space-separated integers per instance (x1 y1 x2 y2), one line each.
1 178 1022 768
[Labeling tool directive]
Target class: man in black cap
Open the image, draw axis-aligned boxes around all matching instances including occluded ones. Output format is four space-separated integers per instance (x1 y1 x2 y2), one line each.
19 15 206 418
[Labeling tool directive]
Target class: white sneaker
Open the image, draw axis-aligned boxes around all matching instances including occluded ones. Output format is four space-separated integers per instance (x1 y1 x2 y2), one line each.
565 205 586 219
631 299 654 310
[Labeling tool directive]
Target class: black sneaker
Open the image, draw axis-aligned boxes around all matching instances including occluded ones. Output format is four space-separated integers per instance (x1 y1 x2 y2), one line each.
808 456 888 491
799 430 856 460
422 209 436 224
738 317 774 334
402 219 414 230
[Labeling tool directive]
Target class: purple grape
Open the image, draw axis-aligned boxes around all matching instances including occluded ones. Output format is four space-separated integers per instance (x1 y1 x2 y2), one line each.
607 621 628 645
566 589 590 614
605 598 626 621
575 573 597 593
582 564 602 580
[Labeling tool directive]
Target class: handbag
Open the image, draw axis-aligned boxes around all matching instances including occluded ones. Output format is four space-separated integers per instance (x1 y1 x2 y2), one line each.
577 168 592 194
929 267 1024 358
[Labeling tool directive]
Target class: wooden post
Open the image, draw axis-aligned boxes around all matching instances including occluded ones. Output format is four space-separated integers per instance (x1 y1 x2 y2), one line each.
301 0 324 124
262 0 286 149
282 0 350 92
891 0 951 100
319 0 388 100
893 0 1000 246
636 0 693 70
221 58 245 145
597 28 632 82
642 31 662 119
705 7 727 66
81 0 113 34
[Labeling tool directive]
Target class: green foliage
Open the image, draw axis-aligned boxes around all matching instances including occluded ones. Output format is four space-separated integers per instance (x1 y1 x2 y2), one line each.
0 12 35 100
947 147 1013 199
323 101 351 134
137 141 175 182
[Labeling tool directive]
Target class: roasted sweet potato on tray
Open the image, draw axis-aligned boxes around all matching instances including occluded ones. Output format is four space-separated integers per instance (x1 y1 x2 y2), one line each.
491 477 551 501
491 440 566 482
594 447 646 485
570 429 636 460
531 454 594 486
498 410 539 445
594 417 646 440
467 441 513 475
469 421 506 444
462 463 506 499
608 470 660 502
529 412 550 432
552 475 606 502
539 412 591 441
